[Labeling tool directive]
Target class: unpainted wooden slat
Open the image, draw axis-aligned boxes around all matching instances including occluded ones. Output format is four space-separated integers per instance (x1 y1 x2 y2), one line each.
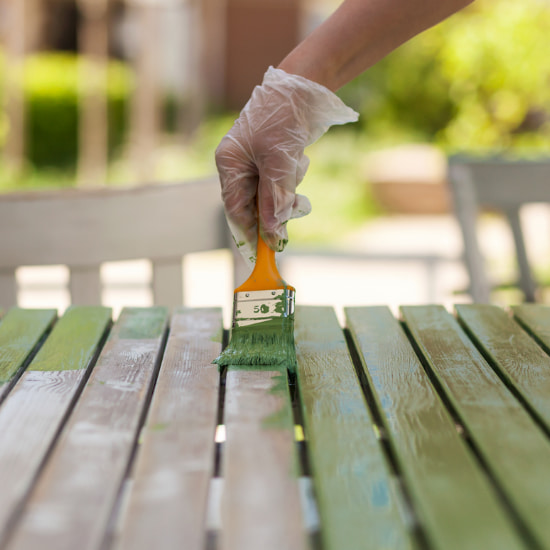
0 306 111 546
221 365 307 550
8 307 168 550
512 304 550 354
402 305 550 549
346 306 526 550
456 304 550 432
0 308 57 402
295 306 412 550
117 308 222 550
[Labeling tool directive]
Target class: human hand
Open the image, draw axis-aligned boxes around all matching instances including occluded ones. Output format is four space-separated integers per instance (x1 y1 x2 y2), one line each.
215 67 358 266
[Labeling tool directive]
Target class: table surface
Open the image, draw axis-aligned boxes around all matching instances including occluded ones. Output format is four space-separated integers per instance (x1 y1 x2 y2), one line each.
0 304 550 550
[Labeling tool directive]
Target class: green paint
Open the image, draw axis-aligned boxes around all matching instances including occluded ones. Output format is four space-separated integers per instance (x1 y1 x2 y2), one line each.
114 307 168 340
0 308 56 384
30 306 111 372
214 316 297 372
150 422 168 432
210 326 223 344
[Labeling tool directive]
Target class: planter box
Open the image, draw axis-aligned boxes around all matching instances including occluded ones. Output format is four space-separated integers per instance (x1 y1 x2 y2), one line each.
365 144 451 215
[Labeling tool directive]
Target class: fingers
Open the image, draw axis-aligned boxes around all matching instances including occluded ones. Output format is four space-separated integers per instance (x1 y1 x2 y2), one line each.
258 150 310 251
216 136 258 248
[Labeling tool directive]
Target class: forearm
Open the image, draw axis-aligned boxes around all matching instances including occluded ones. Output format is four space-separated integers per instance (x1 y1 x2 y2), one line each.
278 0 474 91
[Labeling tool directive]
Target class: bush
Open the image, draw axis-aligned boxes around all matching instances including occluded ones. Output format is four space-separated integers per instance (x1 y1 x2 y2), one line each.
338 0 550 152
1 52 134 168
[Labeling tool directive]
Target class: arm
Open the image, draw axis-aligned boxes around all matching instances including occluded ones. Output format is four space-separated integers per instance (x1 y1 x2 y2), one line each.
217 0 475 263
279 0 475 91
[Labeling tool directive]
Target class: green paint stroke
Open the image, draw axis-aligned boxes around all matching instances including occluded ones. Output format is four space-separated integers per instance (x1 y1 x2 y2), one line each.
114 307 168 340
214 316 297 372
30 306 111 372
0 308 56 383
150 422 169 432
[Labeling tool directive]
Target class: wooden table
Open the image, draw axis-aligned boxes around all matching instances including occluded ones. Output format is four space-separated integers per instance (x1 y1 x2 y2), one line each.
0 304 550 550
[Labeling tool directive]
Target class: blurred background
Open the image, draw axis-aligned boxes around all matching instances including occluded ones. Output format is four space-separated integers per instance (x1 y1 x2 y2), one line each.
1 0 550 321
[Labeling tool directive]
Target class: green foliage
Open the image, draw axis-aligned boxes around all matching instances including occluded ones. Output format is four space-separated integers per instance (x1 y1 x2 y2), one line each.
1 52 133 168
338 0 550 152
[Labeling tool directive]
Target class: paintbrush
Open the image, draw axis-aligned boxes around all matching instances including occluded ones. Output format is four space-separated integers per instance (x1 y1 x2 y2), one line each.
214 219 297 371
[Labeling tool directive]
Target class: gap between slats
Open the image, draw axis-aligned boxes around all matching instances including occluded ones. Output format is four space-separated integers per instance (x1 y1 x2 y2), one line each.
343 328 430 549
99 321 170 550
203 332 321 550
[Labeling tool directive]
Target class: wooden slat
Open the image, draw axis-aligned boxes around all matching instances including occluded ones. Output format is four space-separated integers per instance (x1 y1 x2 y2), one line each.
117 308 222 550
0 306 111 546
221 365 306 550
512 304 550 354
8 307 168 550
0 308 57 402
295 306 412 550
346 306 525 550
402 305 550 549
456 304 550 432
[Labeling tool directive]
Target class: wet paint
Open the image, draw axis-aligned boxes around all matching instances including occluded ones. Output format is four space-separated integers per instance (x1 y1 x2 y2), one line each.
114 307 168 340
30 306 111 372
213 316 297 372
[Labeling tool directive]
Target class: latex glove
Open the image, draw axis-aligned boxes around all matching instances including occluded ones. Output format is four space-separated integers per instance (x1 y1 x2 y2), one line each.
215 66 358 267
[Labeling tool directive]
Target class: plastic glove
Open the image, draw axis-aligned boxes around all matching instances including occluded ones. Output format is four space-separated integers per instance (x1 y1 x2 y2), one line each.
215 66 358 267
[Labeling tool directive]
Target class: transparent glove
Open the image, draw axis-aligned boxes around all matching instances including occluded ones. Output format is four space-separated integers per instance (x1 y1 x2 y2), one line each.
215 66 358 267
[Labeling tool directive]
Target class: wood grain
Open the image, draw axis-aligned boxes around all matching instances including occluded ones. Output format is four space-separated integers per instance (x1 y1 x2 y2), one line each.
346 306 525 550
0 306 111 546
7 307 167 550
295 306 411 550
0 308 56 402
117 308 222 550
221 366 306 550
512 304 550 354
402 305 550 549
456 304 550 432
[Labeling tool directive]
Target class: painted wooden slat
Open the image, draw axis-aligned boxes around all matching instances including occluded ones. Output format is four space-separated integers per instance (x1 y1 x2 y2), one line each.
0 306 111 546
402 305 550 549
117 308 222 550
294 306 412 550
0 308 57 402
221 365 306 550
512 304 550 354
8 307 168 550
456 304 550 432
346 306 525 550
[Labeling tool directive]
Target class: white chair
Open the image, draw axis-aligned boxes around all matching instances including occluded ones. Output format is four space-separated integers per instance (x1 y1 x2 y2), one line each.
0 178 246 307
448 156 550 303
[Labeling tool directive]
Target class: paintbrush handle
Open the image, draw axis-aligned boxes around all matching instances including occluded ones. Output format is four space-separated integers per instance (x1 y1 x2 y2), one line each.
235 207 295 293
235 232 291 292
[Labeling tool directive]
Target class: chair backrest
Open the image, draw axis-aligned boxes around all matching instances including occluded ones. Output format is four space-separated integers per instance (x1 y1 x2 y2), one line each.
0 177 244 307
448 156 550 303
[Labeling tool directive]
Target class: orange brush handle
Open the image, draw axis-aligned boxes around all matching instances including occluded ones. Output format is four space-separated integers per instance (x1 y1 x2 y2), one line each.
235 227 294 293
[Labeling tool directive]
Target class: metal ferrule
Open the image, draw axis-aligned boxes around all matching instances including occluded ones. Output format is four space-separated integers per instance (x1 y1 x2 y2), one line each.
232 288 295 328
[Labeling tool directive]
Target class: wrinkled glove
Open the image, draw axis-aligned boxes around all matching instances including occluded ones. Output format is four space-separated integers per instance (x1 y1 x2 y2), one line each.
215 66 358 267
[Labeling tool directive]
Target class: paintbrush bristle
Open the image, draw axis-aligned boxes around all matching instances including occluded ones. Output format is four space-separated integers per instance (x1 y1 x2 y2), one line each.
213 288 297 371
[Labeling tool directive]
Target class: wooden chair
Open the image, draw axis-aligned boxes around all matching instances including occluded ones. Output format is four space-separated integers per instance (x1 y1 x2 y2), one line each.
447 156 550 303
0 178 245 307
